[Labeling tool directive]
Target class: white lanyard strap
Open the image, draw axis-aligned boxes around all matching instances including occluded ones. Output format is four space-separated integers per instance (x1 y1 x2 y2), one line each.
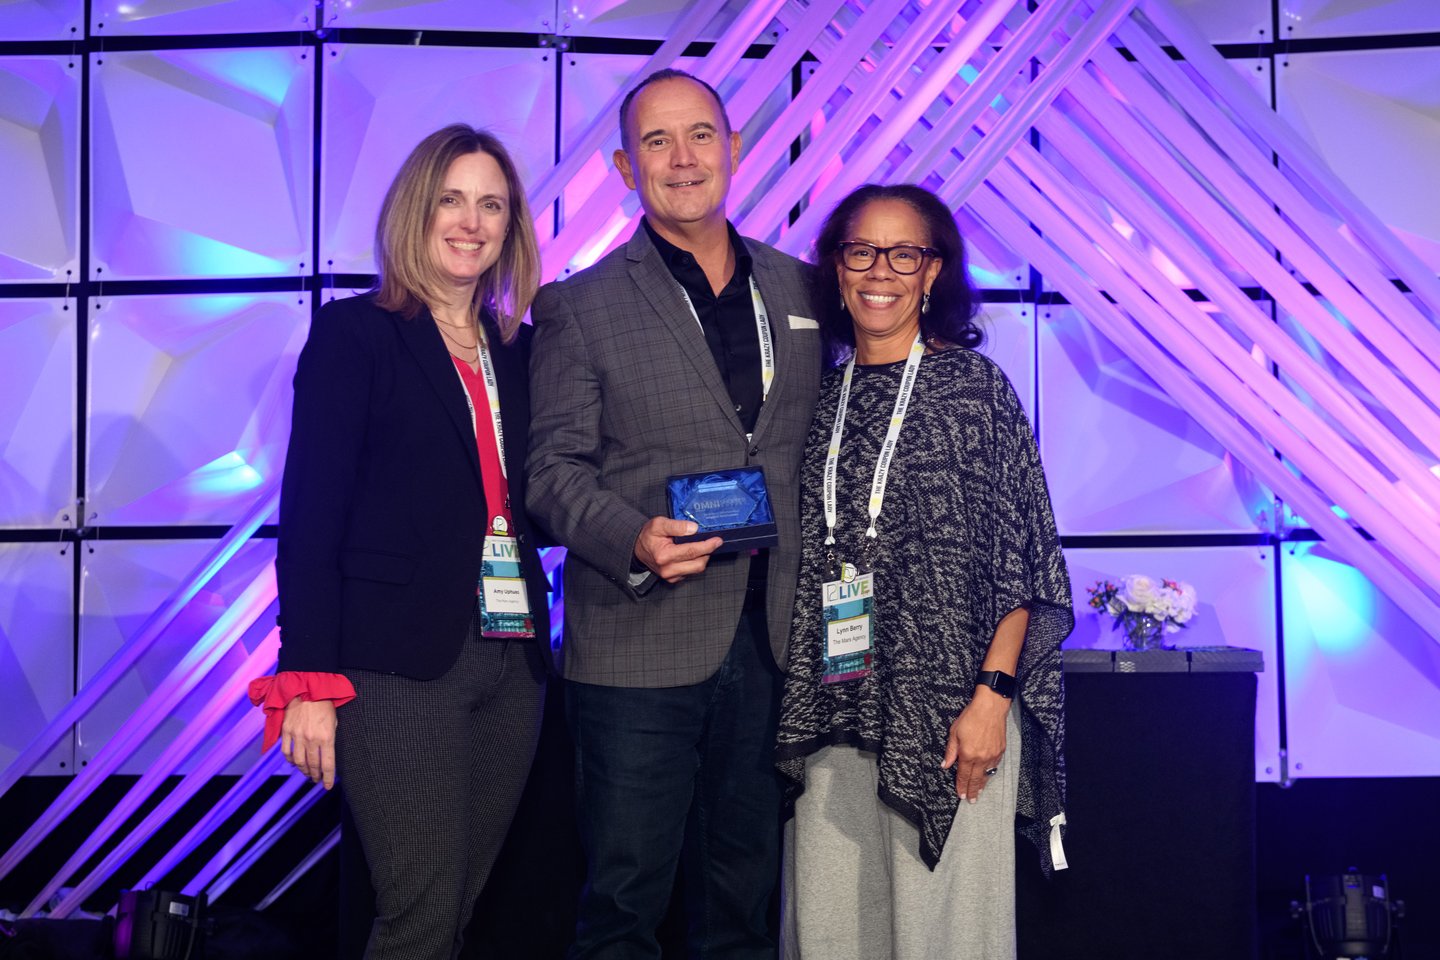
453 332 508 479
823 335 925 546
679 274 774 403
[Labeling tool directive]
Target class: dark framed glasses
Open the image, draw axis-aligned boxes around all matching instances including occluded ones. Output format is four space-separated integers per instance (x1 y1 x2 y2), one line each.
836 241 939 275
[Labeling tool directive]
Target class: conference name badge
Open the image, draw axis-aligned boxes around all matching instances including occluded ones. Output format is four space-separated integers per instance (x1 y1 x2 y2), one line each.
478 534 535 639
821 563 873 683
666 466 779 554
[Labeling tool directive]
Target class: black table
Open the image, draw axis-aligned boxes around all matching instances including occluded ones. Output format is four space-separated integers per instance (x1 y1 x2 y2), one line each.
1017 648 1261 960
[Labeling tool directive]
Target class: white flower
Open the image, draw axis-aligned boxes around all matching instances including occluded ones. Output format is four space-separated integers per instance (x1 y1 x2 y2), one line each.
1167 581 1199 624
1117 574 1159 613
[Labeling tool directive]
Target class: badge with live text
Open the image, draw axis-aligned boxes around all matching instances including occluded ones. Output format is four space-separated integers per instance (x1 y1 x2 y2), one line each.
478 535 534 639
821 562 873 683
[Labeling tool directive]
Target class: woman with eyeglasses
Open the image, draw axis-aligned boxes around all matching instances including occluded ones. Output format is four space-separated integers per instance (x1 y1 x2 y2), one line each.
775 184 1073 960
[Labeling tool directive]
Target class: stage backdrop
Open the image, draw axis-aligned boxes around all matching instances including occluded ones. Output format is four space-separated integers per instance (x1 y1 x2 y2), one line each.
1 0 1437 918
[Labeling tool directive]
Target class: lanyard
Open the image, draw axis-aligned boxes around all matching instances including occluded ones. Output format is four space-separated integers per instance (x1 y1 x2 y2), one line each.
823 335 925 547
679 275 775 404
452 333 511 532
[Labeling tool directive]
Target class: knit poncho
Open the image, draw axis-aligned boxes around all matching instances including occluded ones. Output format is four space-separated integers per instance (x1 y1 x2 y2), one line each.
775 347 1074 872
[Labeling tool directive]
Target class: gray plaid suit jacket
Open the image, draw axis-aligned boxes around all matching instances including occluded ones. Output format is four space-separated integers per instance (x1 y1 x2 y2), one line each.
527 225 822 687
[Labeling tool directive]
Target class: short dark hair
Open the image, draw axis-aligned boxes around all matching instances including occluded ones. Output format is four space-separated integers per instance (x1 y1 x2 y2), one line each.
618 68 732 154
811 183 983 364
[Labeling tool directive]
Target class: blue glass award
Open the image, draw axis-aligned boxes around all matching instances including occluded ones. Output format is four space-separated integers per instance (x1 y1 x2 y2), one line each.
666 466 778 553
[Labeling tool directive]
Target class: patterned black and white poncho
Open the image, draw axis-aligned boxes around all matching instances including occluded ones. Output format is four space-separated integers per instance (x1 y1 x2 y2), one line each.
775 347 1074 872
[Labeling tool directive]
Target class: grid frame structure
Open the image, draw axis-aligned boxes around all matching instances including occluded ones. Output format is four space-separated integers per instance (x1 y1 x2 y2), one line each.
0 0 1437 918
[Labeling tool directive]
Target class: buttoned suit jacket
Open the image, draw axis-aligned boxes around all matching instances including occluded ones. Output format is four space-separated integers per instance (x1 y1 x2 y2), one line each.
276 294 551 680
527 225 822 687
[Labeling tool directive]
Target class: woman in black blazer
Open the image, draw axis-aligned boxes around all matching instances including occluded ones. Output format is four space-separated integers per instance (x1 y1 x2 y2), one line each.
261 124 549 960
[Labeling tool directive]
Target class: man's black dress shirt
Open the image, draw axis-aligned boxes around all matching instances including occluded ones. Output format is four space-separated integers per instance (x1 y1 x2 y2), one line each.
644 218 764 435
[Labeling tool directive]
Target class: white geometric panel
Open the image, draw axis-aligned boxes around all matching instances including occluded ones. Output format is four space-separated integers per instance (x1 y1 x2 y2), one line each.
92 0 313 35
90 48 314 280
1038 304 1272 535
1281 541 1440 778
0 299 76 528
320 44 557 276
77 538 277 775
0 56 80 283
0 0 83 40
1221 56 1275 107
1169 0 1273 42
85 293 308 525
562 0 780 40
1279 0 1440 39
1277 47 1440 272
0 543 74 775
1065 545 1282 782
322 0 552 31
976 302 1036 423
558 53 791 275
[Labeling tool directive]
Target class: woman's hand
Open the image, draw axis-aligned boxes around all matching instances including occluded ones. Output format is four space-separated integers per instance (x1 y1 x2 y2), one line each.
281 697 338 789
941 686 1010 803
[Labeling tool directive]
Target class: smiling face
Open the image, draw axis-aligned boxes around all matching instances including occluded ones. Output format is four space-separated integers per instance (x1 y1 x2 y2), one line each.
837 198 943 362
614 76 741 243
426 150 509 301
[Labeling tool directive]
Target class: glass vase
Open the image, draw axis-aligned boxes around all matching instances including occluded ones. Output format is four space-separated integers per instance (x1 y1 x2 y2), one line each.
1122 614 1172 651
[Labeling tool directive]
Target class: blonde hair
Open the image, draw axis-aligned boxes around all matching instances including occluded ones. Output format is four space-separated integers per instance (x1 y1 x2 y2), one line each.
373 125 540 343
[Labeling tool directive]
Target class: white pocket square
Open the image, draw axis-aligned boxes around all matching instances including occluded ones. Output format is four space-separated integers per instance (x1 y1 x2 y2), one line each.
788 315 818 330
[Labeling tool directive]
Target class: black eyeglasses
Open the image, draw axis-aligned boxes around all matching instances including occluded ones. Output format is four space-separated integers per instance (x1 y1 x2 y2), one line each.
836 241 939 275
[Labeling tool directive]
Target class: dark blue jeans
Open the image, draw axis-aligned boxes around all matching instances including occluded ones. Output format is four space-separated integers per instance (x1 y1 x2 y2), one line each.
566 596 782 960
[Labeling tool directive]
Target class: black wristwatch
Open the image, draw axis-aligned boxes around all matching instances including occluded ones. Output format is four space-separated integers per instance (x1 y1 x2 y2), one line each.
975 670 1017 700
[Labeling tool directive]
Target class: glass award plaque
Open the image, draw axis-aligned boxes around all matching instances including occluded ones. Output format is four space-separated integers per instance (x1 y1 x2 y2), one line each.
666 466 778 553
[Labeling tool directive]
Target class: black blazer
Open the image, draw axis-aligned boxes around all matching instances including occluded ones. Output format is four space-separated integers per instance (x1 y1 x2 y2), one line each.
276 294 551 680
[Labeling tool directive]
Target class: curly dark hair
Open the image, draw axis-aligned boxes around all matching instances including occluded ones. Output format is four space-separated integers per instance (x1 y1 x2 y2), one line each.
810 184 982 364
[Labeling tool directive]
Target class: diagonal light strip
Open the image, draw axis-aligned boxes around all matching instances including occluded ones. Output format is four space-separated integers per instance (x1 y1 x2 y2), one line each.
980 148 1440 585
1057 91 1440 556
771 0 1065 247
37 633 279 918
782 0 1439 632
526 0 733 215
1137 0 1440 320
931 0 1140 211
0 566 277 883
132 746 291 893
730 0 923 208
741 0 1011 238
204 777 327 904
254 825 339 912
0 485 278 801
1081 41 1440 465
181 768 311 899
540 0 793 279
966 176 1440 637
1114 18 1440 378
1049 66 1440 510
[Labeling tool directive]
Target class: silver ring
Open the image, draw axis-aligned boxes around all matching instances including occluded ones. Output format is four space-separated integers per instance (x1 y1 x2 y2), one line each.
983 767 999 777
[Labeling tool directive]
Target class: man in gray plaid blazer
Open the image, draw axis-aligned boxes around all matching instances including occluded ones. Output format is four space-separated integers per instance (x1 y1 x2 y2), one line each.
528 69 821 958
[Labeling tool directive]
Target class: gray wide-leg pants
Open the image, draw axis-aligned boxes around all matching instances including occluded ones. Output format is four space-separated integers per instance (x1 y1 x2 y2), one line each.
783 709 1021 960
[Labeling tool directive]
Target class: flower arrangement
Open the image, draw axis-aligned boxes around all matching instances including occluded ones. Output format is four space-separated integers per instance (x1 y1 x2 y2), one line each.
1086 575 1199 650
